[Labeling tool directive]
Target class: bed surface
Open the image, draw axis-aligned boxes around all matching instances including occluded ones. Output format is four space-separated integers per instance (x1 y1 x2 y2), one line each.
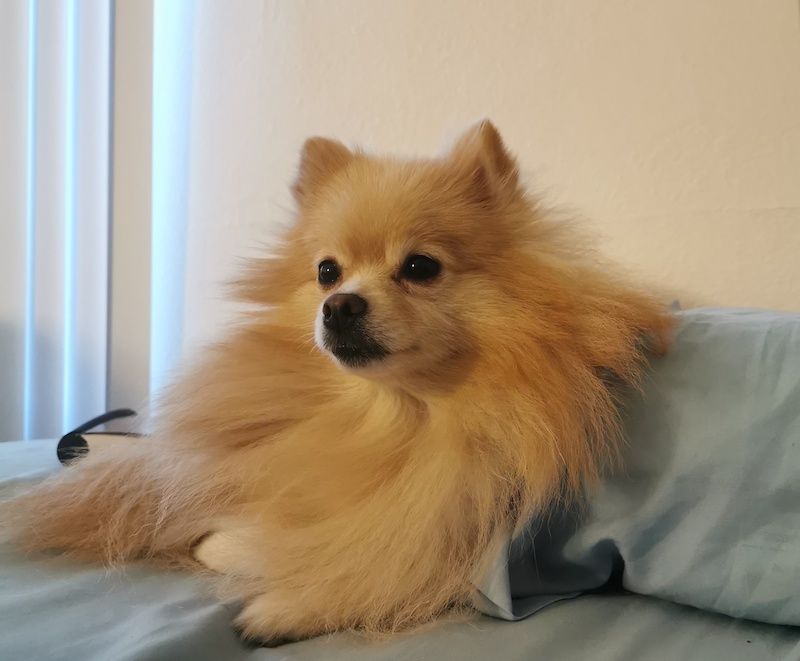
2 440 799 660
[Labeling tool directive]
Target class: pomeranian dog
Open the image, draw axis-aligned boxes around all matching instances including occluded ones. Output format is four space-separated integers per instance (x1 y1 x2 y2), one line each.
6 121 673 643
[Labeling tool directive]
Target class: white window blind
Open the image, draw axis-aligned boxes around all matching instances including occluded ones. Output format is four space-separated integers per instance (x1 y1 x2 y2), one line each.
0 0 111 440
0 0 193 440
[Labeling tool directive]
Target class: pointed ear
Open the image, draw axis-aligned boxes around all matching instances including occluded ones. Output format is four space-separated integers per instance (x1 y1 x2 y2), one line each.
447 120 519 204
292 137 354 204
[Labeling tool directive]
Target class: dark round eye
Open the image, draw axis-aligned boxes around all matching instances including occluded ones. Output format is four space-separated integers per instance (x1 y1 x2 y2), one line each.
318 259 341 286
400 254 441 282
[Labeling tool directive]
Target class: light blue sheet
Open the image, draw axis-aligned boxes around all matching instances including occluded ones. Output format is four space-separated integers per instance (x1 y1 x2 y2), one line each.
478 308 800 627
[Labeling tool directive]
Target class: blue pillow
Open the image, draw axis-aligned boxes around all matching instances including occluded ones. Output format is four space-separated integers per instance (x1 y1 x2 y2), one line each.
475 308 800 626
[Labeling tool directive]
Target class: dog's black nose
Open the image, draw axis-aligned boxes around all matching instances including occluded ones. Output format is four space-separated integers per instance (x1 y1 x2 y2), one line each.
322 293 368 331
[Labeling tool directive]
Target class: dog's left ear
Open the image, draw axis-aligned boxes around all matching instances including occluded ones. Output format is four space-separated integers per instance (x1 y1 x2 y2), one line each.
447 120 519 204
292 137 354 204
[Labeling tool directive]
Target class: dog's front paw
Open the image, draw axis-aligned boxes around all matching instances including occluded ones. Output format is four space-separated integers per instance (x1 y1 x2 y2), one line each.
232 621 296 649
193 529 263 577
233 593 315 647
193 531 232 572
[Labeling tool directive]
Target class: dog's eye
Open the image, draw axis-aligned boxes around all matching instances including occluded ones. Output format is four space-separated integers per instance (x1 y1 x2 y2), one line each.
318 260 341 286
400 255 441 282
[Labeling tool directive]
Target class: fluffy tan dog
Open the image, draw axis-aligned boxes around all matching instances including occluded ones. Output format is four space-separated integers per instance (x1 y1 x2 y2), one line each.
6 121 673 643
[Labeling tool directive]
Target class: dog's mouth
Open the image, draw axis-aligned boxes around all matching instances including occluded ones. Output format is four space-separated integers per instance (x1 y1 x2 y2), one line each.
328 341 389 368
322 326 389 367
319 316 390 368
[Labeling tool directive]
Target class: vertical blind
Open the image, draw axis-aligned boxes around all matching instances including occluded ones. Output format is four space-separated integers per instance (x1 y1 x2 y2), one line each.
0 0 196 441
0 1 111 440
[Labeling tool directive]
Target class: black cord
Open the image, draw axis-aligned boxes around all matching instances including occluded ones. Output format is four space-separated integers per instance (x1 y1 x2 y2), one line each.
57 409 140 465
69 408 137 435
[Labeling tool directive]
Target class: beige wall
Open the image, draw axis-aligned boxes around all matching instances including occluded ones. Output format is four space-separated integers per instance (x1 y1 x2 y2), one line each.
179 0 800 354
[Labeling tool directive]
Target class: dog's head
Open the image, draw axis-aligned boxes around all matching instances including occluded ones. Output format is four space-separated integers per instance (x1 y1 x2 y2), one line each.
238 121 540 382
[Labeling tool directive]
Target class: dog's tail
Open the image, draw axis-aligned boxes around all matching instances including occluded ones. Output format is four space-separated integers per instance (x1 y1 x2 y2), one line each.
2 443 219 565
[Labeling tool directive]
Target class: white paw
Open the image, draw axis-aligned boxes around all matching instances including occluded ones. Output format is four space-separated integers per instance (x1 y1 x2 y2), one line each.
193 531 241 573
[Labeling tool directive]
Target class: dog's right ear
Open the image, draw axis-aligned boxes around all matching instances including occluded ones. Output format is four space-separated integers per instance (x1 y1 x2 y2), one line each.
292 137 353 204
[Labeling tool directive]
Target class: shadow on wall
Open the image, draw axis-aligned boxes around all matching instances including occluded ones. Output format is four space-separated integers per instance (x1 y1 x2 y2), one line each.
0 322 25 441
